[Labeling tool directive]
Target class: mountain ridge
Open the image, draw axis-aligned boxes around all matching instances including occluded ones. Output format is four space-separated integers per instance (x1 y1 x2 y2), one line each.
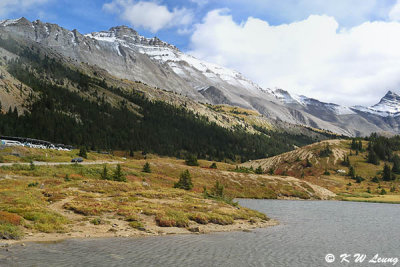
1 17 400 136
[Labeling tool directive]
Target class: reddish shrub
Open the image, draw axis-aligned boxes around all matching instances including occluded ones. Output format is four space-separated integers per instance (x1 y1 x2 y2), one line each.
0 211 23 225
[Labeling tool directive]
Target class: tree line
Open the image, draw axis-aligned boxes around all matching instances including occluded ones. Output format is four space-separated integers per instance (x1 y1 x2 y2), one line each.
0 37 320 162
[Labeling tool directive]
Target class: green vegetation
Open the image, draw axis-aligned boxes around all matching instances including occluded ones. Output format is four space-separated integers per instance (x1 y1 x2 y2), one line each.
0 211 23 240
348 165 356 178
255 166 264 174
351 139 363 151
185 155 199 166
100 165 109 180
142 162 151 173
319 144 332 157
78 147 88 159
382 164 394 181
0 37 323 163
342 155 351 167
233 166 254 173
210 162 217 169
174 170 193 190
305 158 312 168
113 164 126 182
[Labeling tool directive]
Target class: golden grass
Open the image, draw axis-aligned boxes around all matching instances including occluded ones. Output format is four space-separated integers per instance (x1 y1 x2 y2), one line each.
342 194 400 204
0 152 283 239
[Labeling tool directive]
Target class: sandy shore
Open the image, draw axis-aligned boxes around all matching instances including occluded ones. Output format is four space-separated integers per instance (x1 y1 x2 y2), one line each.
1 219 278 246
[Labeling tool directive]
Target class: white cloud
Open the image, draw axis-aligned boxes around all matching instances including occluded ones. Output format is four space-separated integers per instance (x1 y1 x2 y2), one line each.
189 10 400 106
389 0 400 21
103 0 193 33
0 0 49 17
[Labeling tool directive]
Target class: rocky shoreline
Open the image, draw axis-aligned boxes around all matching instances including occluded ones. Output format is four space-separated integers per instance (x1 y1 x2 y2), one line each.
1 219 278 246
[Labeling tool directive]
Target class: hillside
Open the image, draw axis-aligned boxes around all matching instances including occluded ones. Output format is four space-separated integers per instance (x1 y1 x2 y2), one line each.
2 18 400 136
242 137 400 203
0 146 337 243
0 32 330 162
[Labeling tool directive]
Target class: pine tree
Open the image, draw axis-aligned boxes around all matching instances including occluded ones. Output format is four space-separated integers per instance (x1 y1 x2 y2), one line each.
351 139 357 150
78 146 87 159
113 164 126 182
392 155 400 174
29 160 35 171
255 166 264 174
101 165 109 180
367 150 379 165
142 162 151 173
174 170 193 190
305 158 312 168
348 165 355 178
185 155 199 166
210 162 217 169
342 155 350 167
212 180 224 198
382 164 392 181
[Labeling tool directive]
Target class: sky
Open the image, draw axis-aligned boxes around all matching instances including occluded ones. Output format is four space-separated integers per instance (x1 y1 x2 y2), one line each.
2 0 400 106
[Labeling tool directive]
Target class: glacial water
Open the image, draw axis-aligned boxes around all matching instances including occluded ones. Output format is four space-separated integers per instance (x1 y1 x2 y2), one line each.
1 200 400 267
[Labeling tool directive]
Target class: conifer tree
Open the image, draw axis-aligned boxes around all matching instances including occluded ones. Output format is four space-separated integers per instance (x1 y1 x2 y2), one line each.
392 155 400 174
210 162 217 169
255 166 264 174
113 164 126 182
101 165 109 180
382 164 392 181
212 180 225 198
174 170 193 190
79 146 87 159
367 150 379 165
142 162 151 173
348 165 356 178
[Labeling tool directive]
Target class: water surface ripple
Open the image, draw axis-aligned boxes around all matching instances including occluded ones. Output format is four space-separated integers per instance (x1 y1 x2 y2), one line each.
1 200 399 267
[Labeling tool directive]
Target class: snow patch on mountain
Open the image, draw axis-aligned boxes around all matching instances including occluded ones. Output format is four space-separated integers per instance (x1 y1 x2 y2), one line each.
86 27 263 93
0 18 21 27
273 89 356 115
352 91 400 117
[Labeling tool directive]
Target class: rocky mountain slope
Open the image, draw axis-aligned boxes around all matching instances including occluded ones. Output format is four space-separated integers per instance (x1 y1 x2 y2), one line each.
1 18 400 136
241 138 400 203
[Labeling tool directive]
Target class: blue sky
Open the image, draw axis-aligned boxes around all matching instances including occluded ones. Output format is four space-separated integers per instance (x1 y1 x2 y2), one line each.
3 0 400 106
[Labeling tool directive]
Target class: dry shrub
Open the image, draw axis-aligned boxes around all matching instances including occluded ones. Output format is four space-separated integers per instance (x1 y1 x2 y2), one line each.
0 211 23 225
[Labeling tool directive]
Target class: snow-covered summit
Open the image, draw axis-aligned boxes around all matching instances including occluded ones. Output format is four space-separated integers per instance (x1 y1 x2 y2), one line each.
86 26 263 93
273 89 356 115
0 18 29 27
352 91 400 117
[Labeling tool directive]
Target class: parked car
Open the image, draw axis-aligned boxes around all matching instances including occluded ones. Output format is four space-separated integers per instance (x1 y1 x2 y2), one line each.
71 157 83 163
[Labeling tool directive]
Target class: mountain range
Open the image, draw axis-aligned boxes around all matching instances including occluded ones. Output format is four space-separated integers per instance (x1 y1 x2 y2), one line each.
1 17 400 137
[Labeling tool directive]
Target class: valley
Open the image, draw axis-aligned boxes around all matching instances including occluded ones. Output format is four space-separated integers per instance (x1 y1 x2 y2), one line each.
0 145 335 243
1 17 400 247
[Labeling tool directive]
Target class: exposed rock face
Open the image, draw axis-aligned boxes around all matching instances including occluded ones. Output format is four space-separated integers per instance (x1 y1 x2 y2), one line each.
2 18 400 136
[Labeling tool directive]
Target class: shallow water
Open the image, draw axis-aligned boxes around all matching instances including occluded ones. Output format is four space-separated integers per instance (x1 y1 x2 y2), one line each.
1 200 400 267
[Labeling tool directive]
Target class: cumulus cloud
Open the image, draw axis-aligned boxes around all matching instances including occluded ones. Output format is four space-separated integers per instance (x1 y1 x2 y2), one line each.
103 0 193 33
189 10 400 106
0 0 49 17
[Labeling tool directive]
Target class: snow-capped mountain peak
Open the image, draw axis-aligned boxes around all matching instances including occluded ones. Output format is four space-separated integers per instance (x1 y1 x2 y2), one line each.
352 90 400 117
0 17 30 27
86 26 263 94
273 89 356 115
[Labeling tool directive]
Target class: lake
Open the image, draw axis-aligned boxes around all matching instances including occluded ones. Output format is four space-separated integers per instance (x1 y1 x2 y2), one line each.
1 200 400 267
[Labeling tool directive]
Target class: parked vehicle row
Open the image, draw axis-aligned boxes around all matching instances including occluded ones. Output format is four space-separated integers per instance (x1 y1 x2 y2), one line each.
0 139 71 151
